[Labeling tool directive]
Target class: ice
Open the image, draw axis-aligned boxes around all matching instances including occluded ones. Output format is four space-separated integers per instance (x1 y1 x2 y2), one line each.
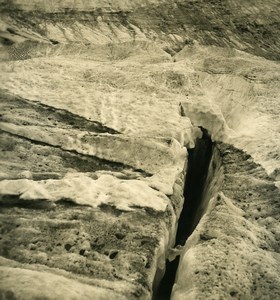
0 266 127 300
0 173 169 212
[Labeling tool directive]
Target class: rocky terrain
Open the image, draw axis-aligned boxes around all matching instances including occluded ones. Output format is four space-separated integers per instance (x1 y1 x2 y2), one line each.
0 1 280 299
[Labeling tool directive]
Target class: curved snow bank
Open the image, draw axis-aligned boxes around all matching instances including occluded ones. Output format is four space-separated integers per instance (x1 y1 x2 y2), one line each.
180 98 235 142
175 44 280 175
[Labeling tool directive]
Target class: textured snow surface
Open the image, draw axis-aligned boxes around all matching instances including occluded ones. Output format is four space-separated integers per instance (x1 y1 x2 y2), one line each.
1 0 173 12
1 44 279 175
175 45 280 175
0 265 127 300
172 144 280 299
0 43 279 216
0 173 169 211
173 192 280 299
1 4 280 297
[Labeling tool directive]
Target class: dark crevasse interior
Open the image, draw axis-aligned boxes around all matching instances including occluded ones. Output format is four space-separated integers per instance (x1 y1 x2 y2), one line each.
176 128 213 246
154 128 213 300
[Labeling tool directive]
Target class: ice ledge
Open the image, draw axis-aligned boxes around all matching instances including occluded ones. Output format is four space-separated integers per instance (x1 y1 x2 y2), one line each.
0 173 170 212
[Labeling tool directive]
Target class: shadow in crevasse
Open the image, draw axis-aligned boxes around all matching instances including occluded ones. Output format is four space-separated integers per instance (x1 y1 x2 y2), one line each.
154 128 213 300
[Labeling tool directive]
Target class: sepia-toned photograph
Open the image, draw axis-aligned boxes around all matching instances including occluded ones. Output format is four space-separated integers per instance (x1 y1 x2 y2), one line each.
0 1 279 299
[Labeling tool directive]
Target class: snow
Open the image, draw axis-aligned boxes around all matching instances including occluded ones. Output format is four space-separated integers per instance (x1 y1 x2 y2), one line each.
6 0 172 12
171 192 278 299
171 141 280 299
0 266 127 300
0 173 169 212
1 41 279 215
1 42 279 213
174 44 280 175
0 2 279 299
0 57 192 142
180 97 236 142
